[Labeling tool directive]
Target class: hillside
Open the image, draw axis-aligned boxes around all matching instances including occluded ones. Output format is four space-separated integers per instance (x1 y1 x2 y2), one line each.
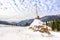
0 14 60 26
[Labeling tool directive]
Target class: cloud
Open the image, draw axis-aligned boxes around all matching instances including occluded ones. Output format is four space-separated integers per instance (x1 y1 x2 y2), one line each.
0 0 60 22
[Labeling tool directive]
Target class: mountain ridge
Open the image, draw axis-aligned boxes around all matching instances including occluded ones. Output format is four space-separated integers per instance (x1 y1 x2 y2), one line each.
0 14 60 26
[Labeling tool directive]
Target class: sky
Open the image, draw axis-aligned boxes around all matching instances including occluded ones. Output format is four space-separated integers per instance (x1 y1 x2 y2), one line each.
0 0 60 22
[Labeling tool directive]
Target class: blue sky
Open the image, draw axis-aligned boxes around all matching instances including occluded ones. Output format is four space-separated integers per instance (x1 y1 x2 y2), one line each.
0 0 60 22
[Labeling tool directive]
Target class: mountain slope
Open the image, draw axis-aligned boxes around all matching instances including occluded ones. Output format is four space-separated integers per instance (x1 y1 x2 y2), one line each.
0 15 60 26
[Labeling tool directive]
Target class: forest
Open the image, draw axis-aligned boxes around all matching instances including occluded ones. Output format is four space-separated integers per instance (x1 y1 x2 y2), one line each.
46 18 60 31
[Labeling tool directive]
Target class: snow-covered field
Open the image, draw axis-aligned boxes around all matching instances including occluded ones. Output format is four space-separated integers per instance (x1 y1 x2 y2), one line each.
0 24 60 40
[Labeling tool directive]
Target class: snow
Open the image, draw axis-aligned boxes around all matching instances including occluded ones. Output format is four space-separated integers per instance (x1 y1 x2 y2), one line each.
0 24 60 40
30 19 43 27
30 19 51 30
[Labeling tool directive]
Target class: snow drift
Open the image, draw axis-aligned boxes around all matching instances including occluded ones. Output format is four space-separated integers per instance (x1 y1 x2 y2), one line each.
0 24 60 40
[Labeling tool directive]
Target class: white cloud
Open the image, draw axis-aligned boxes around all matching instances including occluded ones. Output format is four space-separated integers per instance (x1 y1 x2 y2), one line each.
0 0 60 22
